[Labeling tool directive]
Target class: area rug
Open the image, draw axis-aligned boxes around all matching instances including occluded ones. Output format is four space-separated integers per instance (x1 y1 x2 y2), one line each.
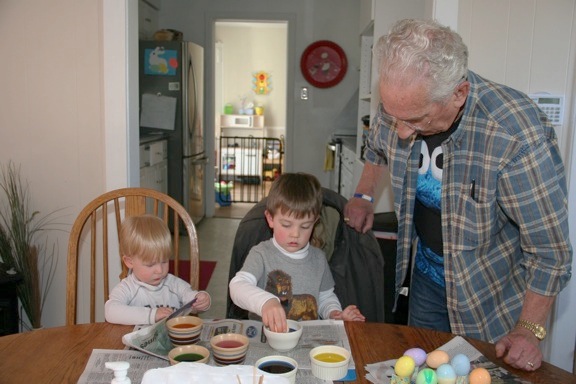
169 260 217 291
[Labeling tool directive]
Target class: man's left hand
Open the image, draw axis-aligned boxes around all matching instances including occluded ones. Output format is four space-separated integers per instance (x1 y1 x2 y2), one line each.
495 327 542 371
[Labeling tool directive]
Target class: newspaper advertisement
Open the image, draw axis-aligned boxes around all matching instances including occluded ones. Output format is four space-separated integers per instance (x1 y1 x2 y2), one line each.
81 318 353 384
365 335 532 384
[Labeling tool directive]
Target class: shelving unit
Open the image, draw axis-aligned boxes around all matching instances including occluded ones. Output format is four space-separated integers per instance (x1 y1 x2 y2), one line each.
356 31 374 157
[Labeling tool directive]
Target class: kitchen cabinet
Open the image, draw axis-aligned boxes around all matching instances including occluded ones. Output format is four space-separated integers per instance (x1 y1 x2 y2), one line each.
140 139 168 195
356 33 373 157
138 0 159 40
359 0 374 35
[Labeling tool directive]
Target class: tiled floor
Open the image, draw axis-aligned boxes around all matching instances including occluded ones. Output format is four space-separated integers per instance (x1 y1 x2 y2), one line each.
195 199 257 319
196 216 241 319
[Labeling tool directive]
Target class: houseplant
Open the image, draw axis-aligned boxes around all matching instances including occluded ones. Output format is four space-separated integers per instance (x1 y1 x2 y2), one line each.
0 162 59 330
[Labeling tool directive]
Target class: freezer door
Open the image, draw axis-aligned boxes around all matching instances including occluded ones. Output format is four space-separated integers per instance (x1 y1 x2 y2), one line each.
183 155 207 224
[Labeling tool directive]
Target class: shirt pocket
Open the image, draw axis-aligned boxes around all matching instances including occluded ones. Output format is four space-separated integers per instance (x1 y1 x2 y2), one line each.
452 193 498 252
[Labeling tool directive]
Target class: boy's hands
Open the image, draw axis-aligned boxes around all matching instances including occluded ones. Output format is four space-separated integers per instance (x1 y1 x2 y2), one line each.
262 298 288 333
192 292 211 312
155 307 174 322
330 305 366 322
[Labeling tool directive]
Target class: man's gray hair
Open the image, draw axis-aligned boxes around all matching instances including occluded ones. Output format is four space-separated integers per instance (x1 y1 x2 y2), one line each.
374 19 468 103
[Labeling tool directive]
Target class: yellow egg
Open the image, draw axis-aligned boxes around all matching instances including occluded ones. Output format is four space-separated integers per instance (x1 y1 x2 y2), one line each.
426 350 450 369
469 367 491 384
394 355 416 377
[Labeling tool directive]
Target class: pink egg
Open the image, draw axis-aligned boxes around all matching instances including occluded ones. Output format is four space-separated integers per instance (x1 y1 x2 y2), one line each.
426 350 450 369
469 367 491 384
404 347 427 366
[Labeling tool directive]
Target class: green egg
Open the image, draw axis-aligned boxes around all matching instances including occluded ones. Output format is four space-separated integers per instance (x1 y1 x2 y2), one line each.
416 368 438 384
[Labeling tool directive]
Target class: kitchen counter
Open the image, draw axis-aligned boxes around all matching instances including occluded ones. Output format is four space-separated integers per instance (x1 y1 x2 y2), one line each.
139 131 170 145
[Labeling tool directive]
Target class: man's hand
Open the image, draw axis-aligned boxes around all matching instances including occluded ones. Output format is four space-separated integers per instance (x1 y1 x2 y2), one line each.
495 326 542 371
261 299 287 333
344 197 374 233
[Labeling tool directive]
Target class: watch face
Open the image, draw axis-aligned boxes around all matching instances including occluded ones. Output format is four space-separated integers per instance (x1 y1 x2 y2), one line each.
300 40 347 88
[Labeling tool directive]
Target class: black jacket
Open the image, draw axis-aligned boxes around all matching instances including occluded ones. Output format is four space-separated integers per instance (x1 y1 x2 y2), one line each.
226 188 386 322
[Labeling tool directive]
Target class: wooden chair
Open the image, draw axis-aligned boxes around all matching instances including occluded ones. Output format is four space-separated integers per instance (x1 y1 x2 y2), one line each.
66 188 199 325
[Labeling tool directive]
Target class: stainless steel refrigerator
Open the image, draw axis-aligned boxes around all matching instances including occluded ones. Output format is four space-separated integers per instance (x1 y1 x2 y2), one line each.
139 40 206 224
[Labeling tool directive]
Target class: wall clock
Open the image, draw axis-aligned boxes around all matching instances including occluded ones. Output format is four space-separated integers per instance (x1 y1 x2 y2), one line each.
300 40 348 88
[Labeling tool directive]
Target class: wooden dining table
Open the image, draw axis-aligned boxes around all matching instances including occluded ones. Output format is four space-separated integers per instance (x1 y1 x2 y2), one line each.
0 321 574 383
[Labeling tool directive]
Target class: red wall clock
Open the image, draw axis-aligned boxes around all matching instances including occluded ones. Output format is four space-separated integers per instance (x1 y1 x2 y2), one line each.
300 40 348 88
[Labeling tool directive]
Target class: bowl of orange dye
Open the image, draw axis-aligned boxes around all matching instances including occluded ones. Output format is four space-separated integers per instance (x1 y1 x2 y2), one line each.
165 315 203 347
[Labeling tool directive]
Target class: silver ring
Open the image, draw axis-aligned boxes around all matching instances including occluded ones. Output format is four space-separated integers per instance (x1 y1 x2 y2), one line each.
527 361 534 368
344 217 350 222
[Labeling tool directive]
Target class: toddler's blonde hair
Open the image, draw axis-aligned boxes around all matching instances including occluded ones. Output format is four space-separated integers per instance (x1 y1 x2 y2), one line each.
120 214 172 263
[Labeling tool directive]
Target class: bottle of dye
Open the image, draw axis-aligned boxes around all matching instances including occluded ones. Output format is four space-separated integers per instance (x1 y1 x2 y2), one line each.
105 361 131 384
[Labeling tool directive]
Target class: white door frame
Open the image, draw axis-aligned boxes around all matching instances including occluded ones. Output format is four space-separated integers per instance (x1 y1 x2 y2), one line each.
204 12 296 217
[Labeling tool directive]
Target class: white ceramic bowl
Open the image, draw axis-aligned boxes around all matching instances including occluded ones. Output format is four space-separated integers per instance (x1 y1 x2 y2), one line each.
168 345 210 365
256 355 298 384
263 320 302 352
309 345 351 381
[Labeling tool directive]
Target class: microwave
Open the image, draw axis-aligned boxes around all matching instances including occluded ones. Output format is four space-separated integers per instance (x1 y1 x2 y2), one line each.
221 114 264 128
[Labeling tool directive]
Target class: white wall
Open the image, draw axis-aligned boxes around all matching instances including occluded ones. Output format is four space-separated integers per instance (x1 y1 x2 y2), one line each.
0 0 136 327
0 1 104 327
216 22 287 133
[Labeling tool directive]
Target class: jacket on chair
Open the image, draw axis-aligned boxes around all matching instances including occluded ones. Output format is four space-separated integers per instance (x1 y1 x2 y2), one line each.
226 188 386 322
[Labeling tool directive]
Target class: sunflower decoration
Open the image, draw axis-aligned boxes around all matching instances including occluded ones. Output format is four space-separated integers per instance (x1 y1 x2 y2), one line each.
253 71 272 95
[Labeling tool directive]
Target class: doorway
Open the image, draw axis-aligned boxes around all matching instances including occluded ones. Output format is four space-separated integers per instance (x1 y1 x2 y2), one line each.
213 20 288 219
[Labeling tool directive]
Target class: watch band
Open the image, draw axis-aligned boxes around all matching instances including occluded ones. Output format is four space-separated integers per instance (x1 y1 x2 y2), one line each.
517 320 546 340
353 193 374 203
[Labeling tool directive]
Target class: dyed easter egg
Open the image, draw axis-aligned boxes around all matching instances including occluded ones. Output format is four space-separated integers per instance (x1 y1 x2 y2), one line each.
450 353 471 376
394 355 416 377
426 350 450 369
404 347 427 366
469 367 491 384
415 368 438 384
436 363 456 384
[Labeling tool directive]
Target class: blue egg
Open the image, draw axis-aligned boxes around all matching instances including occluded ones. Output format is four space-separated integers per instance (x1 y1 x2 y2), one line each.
450 353 471 376
436 363 456 379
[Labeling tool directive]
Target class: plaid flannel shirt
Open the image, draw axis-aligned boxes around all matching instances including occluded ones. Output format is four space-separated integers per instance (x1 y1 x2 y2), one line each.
365 71 572 342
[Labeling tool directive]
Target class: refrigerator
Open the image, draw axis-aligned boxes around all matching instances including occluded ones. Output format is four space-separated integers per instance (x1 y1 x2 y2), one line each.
139 40 207 224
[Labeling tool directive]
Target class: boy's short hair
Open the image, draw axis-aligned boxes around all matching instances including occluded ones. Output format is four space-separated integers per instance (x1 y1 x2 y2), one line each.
120 214 172 263
266 173 322 219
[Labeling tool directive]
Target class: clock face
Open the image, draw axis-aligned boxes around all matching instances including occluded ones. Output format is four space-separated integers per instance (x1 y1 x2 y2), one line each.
300 40 347 88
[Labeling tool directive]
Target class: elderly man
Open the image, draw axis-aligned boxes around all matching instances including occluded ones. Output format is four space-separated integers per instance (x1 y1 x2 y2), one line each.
345 19 572 371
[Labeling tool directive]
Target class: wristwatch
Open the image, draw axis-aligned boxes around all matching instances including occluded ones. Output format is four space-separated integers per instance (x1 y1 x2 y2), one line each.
517 320 547 340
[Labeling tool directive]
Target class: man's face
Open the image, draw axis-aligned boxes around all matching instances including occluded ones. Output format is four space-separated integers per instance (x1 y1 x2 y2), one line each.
379 76 469 140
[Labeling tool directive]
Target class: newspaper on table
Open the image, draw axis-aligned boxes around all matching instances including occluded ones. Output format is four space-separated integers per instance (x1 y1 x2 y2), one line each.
78 349 169 384
80 313 352 384
365 335 532 384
